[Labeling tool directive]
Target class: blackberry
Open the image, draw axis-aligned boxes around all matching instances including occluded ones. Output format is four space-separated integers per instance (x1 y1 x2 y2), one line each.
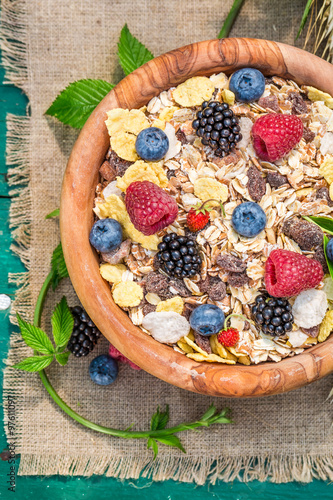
251 293 294 337
192 100 242 157
156 233 201 278
67 306 102 357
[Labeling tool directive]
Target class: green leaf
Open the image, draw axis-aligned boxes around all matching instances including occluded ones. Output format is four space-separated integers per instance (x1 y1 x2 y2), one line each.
147 438 159 459
55 351 71 366
150 405 169 431
45 208 60 219
302 215 333 236
117 24 154 76
155 435 186 453
17 314 54 354
200 404 217 421
45 79 114 129
323 235 333 280
51 297 74 348
13 355 53 372
296 0 314 40
51 242 69 290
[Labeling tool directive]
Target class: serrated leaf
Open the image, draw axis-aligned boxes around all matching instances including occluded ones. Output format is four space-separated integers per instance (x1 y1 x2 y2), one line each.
117 24 154 76
45 208 60 219
323 235 333 280
302 215 333 236
150 405 169 431
17 314 54 354
51 297 74 348
155 435 186 453
55 351 71 366
51 242 69 290
147 438 159 459
200 404 217 421
46 79 114 129
13 355 53 372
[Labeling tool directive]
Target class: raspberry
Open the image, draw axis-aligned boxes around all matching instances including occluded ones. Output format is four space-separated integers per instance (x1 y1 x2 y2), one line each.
265 249 323 297
252 114 303 162
108 344 141 370
217 328 239 347
125 181 178 235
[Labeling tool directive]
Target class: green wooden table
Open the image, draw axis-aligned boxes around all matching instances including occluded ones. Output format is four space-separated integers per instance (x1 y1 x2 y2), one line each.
0 57 332 500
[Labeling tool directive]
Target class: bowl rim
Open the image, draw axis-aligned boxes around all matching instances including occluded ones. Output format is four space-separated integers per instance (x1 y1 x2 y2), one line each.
60 38 333 398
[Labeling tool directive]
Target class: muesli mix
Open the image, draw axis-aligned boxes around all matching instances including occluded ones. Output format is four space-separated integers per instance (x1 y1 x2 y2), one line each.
90 67 333 366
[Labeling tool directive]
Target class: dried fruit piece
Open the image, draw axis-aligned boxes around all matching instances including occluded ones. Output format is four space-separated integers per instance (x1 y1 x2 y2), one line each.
313 246 329 275
173 77 215 107
301 325 319 338
156 296 184 314
247 164 266 202
199 276 227 301
266 171 289 188
288 92 308 115
282 217 323 251
265 249 324 297
145 272 170 297
315 187 333 207
112 281 144 307
302 127 316 144
101 239 131 265
193 331 212 354
108 149 132 177
318 310 333 342
227 272 249 288
216 254 247 273
258 95 279 113
100 161 116 182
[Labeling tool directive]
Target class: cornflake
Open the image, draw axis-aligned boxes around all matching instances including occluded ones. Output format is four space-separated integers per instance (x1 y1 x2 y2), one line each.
173 77 215 107
319 155 333 184
156 296 184 314
194 178 229 202
116 160 168 191
100 263 126 283
112 281 143 307
318 310 333 342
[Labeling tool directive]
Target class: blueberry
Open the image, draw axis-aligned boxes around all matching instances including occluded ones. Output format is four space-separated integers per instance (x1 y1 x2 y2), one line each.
231 202 267 237
229 68 265 103
89 218 123 253
89 354 118 386
326 239 333 261
135 127 169 161
189 304 225 336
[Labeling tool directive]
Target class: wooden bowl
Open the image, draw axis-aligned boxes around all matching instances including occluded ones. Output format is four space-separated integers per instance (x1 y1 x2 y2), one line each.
61 38 333 398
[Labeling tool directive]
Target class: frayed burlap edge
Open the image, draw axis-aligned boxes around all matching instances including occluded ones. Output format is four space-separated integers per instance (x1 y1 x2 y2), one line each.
1 0 333 484
16 454 333 484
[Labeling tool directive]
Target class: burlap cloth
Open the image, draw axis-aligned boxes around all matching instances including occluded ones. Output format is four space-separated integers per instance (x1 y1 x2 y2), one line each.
2 0 333 483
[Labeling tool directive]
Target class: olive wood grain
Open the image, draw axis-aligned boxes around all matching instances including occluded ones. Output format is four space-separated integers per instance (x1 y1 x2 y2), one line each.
60 38 333 398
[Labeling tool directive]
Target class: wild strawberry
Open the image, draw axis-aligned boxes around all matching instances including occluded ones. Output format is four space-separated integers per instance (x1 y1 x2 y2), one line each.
252 114 303 162
186 199 225 232
217 328 239 347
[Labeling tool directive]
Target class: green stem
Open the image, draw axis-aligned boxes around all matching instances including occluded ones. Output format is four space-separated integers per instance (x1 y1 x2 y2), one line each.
34 271 230 440
218 0 246 38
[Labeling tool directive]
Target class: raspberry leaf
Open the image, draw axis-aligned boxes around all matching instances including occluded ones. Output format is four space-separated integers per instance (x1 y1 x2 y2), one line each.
150 405 169 431
45 79 114 129
16 314 55 354
51 297 74 348
147 438 159 459
155 435 186 453
51 242 69 290
55 351 71 366
117 24 154 76
303 215 333 236
13 355 54 372
323 235 333 280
